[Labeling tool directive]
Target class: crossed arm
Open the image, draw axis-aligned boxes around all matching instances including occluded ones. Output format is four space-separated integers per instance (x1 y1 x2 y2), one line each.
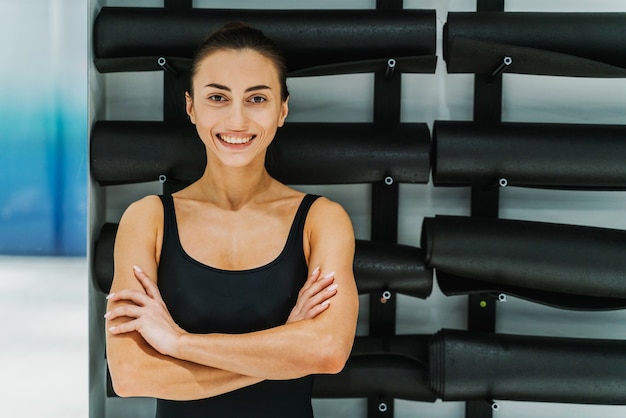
105 196 358 400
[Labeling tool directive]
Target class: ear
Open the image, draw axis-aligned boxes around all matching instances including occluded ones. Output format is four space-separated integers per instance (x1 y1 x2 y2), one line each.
185 92 196 124
277 96 289 127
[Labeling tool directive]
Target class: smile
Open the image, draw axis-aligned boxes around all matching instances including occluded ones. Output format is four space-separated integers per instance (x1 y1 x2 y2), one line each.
217 134 255 145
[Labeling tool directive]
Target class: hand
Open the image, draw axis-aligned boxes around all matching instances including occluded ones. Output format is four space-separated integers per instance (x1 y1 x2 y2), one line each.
105 265 186 357
286 267 338 324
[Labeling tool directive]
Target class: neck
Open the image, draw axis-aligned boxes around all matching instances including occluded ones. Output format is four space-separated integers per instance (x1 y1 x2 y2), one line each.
196 157 273 210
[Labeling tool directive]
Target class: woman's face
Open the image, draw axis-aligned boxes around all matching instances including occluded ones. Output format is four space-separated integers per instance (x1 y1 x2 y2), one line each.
186 49 288 169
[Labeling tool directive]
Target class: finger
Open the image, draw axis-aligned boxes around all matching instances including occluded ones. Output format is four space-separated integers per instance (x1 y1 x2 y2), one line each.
304 271 334 294
105 304 144 321
108 320 138 335
133 265 163 302
315 271 335 286
305 298 333 319
303 283 338 311
314 270 336 283
106 288 151 306
299 272 335 299
309 266 321 280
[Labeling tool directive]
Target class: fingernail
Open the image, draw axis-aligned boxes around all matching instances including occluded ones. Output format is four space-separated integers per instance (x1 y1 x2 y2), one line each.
311 266 320 275
108 326 116 333
322 271 335 279
133 265 143 273
104 311 111 318
321 300 330 307
327 283 338 292
106 293 115 300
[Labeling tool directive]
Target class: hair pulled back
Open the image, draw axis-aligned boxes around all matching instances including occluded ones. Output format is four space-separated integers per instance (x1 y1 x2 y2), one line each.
189 22 289 101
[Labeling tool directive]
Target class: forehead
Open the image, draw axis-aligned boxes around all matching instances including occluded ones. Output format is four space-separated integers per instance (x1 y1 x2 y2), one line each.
194 49 281 90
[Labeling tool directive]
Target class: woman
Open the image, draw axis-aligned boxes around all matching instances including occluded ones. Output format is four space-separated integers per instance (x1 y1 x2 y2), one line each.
104 23 359 417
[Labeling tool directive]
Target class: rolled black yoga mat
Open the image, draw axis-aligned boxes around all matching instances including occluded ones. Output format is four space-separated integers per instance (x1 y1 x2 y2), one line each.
94 222 432 300
90 120 431 186
421 215 626 310
429 329 626 404
94 7 437 75
432 121 626 190
444 12 626 77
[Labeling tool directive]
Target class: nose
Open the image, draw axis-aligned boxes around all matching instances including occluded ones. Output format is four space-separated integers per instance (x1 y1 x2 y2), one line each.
225 101 249 129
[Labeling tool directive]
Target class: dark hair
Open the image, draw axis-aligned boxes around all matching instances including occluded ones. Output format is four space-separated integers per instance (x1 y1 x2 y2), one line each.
188 22 289 101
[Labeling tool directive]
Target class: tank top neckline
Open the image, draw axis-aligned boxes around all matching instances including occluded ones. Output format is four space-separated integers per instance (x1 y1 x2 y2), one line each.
162 193 318 274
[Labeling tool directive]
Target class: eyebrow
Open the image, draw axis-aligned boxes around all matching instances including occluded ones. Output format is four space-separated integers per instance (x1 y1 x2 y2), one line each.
204 83 272 93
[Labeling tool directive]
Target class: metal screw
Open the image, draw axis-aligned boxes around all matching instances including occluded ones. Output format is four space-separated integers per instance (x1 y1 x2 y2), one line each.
380 290 392 304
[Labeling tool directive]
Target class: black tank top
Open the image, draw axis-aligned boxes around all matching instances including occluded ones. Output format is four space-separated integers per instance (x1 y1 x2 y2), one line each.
155 194 319 418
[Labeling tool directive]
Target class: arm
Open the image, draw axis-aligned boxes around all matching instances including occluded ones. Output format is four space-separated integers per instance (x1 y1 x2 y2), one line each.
108 197 358 380
106 196 339 398
106 196 261 399
176 198 357 379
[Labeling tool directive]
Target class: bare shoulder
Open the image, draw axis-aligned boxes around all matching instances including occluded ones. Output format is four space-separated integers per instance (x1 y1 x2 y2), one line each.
118 194 164 242
115 195 165 272
118 195 164 233
305 197 355 247
308 197 352 227
121 195 163 219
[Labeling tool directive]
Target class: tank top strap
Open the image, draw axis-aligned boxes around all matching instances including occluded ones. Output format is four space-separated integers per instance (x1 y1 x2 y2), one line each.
290 194 321 243
158 194 176 242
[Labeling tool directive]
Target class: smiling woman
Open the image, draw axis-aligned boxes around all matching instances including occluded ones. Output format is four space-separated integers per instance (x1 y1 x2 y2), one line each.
105 23 358 418
185 48 288 168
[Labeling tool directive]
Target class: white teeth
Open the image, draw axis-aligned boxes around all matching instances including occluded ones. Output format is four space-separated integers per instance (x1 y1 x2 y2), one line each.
219 134 253 144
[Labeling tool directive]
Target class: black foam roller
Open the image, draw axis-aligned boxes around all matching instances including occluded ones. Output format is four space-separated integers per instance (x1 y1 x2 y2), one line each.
270 123 430 185
105 335 434 400
94 222 432 300
354 240 432 299
93 222 118 295
314 334 432 400
105 352 435 401
94 7 437 75
444 12 626 77
429 329 626 404
90 121 431 186
432 121 626 190
351 334 430 363
313 354 435 401
421 216 626 310
90 121 207 186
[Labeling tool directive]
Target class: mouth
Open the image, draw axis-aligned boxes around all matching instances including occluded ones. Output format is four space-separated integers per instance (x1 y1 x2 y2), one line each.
217 133 256 145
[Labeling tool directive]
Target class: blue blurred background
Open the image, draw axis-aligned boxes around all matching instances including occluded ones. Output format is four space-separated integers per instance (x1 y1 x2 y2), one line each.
0 0 87 255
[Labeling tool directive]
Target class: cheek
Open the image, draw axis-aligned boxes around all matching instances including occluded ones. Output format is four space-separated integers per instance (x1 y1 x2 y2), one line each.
194 110 220 130
192 116 220 146
260 115 282 135
242 109 276 129
261 106 286 127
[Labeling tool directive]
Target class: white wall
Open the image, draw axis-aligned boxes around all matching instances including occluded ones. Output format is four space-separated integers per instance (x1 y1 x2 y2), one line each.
90 1 626 417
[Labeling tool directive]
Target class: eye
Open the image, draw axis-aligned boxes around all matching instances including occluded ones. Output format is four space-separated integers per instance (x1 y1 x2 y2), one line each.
248 96 266 104
208 94 227 102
